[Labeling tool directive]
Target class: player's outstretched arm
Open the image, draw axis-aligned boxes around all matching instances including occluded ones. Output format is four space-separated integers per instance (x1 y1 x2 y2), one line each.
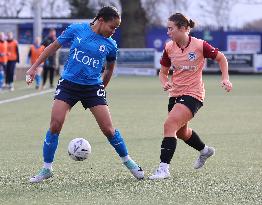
215 51 232 92
26 40 61 85
102 61 116 88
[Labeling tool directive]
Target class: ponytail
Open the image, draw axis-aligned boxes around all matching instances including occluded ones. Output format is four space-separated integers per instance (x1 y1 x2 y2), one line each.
188 19 195 29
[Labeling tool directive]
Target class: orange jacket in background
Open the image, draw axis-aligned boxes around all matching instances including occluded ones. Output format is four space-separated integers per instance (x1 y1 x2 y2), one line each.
29 45 45 64
7 39 19 62
0 40 7 63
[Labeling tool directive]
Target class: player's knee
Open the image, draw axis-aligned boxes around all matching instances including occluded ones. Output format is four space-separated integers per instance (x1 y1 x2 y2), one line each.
164 121 178 136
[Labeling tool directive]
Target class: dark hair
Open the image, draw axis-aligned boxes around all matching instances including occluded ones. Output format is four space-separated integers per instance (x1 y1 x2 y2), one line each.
168 13 195 29
49 28 56 32
90 6 120 25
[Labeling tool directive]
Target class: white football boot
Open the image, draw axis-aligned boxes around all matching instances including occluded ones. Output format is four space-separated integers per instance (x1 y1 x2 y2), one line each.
29 168 53 183
194 146 215 169
123 159 144 179
149 163 171 180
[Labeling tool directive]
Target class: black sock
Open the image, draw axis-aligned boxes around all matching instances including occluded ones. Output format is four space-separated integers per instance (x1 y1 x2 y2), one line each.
184 130 205 151
160 137 177 164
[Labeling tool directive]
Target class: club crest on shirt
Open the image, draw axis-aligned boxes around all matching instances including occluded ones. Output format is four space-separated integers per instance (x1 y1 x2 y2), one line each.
188 52 196 61
99 45 106 52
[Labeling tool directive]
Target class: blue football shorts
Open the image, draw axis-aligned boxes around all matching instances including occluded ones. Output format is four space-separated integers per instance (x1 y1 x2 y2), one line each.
54 78 107 109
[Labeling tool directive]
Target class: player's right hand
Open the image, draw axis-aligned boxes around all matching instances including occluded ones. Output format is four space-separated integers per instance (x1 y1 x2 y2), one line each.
25 68 36 85
163 81 172 91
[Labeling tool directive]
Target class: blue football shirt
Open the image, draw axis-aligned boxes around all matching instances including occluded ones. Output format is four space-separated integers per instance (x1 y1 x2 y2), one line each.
57 23 118 85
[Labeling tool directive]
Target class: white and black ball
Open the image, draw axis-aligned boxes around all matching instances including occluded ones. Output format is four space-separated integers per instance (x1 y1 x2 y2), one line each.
68 138 91 161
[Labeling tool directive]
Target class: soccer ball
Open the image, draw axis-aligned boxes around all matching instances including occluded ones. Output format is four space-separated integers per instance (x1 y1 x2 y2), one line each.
68 138 91 161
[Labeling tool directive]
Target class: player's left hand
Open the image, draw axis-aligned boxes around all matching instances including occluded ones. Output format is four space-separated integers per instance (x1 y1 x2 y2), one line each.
221 79 232 92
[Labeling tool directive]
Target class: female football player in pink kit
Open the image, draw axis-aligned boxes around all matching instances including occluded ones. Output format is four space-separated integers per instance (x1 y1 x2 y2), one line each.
149 13 232 180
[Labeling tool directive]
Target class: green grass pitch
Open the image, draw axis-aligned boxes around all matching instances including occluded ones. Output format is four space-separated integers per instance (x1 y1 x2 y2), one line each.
0 75 261 205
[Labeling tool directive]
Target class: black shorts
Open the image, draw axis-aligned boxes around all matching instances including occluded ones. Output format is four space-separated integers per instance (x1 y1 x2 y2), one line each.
54 78 107 109
168 95 203 116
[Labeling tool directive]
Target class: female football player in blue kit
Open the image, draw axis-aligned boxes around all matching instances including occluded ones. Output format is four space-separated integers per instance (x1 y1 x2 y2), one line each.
26 6 144 183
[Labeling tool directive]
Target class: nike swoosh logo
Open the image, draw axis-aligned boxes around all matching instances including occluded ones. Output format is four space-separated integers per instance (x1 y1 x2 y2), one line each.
161 148 172 151
44 140 51 146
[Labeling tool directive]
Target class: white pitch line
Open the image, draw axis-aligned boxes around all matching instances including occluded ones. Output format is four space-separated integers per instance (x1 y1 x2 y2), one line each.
0 89 54 105
0 86 31 94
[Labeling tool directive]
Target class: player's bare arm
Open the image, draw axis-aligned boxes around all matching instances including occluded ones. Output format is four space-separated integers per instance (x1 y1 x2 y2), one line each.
26 40 61 84
102 61 116 88
159 65 172 91
215 51 232 92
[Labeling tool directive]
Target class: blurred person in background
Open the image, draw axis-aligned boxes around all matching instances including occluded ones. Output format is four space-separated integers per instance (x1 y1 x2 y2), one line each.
149 13 232 180
41 28 57 89
27 37 45 90
0 32 7 90
6 31 19 91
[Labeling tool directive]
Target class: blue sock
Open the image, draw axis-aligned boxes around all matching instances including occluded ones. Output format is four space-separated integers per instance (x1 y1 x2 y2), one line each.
108 129 128 157
35 75 41 87
0 70 4 88
38 75 42 86
43 130 59 163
